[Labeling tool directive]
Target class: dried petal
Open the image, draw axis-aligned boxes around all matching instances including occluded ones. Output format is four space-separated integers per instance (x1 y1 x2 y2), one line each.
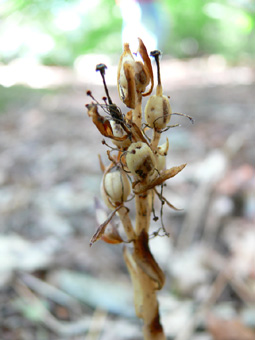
117 43 136 108
90 205 123 246
101 224 124 244
133 164 187 194
122 62 136 108
137 38 154 96
86 103 129 142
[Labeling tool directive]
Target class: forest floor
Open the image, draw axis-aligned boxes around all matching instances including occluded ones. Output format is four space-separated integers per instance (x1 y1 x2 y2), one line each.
0 57 255 340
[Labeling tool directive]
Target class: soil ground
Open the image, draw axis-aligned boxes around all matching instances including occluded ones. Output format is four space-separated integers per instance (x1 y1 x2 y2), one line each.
0 57 254 339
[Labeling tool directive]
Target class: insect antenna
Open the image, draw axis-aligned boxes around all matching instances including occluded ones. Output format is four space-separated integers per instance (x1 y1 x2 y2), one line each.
102 96 108 105
102 139 119 151
86 90 99 103
86 90 120 118
96 63 124 122
86 90 106 110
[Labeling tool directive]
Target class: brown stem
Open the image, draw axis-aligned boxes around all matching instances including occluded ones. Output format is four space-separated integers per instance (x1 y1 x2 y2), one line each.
117 206 136 241
137 266 165 340
131 192 166 339
135 192 152 234
124 240 166 340
122 47 166 339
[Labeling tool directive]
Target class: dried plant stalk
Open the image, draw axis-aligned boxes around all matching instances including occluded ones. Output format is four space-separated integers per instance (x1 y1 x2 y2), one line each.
86 39 191 339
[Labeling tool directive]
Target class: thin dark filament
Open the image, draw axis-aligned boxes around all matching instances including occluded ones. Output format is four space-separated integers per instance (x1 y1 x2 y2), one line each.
153 112 194 126
155 57 161 87
159 184 165 233
98 71 113 105
87 91 124 121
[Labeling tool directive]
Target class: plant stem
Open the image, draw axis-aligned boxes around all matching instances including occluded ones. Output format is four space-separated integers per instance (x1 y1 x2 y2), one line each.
151 130 161 151
130 192 166 339
124 238 166 340
135 193 152 234
117 206 136 241
124 78 166 339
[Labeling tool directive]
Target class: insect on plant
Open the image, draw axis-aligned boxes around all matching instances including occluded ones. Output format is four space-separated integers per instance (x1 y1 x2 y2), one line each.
85 38 193 340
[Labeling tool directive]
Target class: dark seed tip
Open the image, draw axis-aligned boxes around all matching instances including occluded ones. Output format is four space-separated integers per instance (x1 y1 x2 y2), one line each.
96 63 107 73
150 50 161 57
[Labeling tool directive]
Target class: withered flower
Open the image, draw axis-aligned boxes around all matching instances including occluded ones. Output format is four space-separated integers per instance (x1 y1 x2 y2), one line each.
117 38 154 109
85 38 192 340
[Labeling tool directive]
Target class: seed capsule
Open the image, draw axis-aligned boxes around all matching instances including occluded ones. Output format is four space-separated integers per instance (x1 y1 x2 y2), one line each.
126 142 157 181
101 168 131 209
145 95 172 130
117 39 153 108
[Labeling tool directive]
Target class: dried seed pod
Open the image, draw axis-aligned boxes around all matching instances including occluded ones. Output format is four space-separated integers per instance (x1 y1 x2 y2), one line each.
117 43 136 108
101 167 131 209
137 38 154 97
117 39 153 109
126 142 157 181
145 94 172 130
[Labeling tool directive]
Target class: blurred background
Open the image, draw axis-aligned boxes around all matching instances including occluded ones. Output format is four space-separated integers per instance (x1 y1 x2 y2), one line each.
0 0 255 339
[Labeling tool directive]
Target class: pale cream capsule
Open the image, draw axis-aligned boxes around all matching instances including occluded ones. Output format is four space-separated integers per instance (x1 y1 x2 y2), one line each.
145 95 172 130
101 168 131 209
126 142 157 181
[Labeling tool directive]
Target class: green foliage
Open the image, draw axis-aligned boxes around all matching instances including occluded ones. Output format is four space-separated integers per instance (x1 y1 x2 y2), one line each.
0 0 122 65
0 0 254 65
164 0 255 60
